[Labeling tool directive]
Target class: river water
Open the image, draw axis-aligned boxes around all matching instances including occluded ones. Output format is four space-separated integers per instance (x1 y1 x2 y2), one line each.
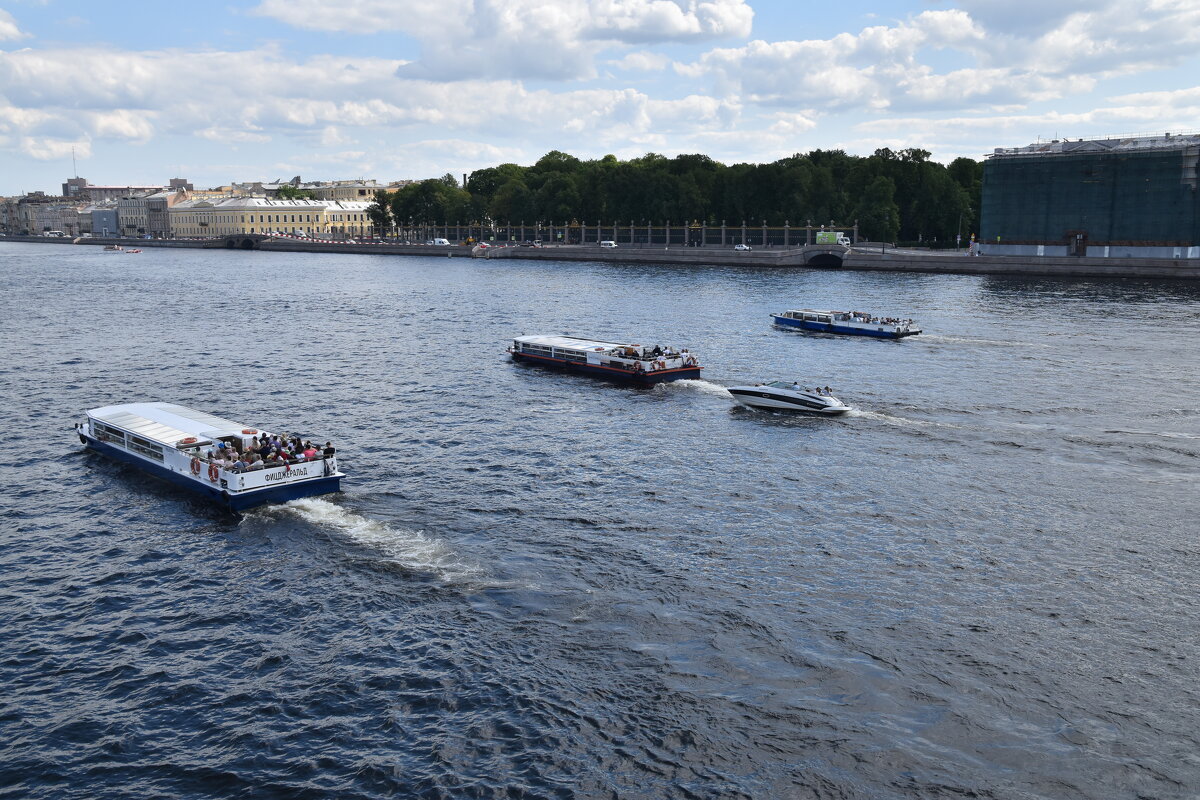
1 242 1197 799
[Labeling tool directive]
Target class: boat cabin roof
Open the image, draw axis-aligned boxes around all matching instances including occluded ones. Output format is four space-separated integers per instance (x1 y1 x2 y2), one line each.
87 402 254 447
788 309 846 316
514 335 640 351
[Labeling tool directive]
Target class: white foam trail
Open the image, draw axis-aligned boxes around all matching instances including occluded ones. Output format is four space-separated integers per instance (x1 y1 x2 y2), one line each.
844 408 952 428
274 498 483 581
1105 429 1200 441
918 334 1043 347
658 379 733 398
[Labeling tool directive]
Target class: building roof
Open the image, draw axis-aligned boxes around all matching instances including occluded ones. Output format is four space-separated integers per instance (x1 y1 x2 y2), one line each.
989 131 1200 159
171 196 372 211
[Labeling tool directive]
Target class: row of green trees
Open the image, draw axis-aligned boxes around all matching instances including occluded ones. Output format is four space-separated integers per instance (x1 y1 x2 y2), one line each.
367 148 983 244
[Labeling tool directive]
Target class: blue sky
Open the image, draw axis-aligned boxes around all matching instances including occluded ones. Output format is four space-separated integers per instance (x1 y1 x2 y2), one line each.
2 0 1198 195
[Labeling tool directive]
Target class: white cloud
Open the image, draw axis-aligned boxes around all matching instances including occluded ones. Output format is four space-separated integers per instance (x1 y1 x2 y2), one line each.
680 3 1200 113
0 9 30 41
21 136 90 161
87 109 155 142
611 50 671 71
253 0 752 80
197 126 271 144
768 112 818 135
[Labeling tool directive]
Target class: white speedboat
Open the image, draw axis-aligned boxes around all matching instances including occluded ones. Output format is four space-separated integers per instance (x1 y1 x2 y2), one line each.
727 381 850 414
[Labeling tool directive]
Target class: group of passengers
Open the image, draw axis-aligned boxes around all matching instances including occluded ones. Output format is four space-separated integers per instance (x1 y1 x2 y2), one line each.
846 312 913 326
790 382 834 396
617 345 696 369
206 434 335 473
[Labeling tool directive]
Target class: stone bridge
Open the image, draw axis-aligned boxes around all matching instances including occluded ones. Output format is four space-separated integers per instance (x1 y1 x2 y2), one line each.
224 234 267 250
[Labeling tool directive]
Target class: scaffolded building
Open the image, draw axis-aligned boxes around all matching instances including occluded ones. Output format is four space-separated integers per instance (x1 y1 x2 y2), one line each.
981 133 1200 259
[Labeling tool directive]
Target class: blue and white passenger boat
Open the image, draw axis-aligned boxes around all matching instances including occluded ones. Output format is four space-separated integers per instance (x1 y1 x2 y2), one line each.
771 309 921 338
509 335 702 384
75 402 344 512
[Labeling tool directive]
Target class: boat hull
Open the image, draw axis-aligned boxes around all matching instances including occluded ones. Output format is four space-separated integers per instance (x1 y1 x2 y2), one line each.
83 435 342 511
771 314 920 338
728 387 849 414
512 351 701 384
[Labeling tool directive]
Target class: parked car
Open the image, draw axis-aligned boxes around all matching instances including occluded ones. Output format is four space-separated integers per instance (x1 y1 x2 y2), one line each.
734 243 753 251
599 240 618 248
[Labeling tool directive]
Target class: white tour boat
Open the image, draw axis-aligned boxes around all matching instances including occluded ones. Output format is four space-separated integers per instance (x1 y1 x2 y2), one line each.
727 381 850 414
771 309 920 338
75 402 344 511
508 335 701 384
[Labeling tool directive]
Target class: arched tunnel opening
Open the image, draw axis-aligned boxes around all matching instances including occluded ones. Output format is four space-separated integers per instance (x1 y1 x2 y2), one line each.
805 253 844 268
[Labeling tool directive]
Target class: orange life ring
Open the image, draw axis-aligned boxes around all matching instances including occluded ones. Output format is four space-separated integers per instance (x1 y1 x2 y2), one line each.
241 428 258 435
207 463 219 482
190 457 201 475
180 436 198 444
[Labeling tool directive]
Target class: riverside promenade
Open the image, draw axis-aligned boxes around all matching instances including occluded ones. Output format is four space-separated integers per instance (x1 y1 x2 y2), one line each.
6 234 1199 279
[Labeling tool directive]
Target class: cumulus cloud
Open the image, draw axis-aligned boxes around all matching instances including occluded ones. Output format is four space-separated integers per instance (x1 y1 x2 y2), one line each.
0 9 29 41
611 50 672 71
680 3 1199 113
253 0 752 80
0 45 748 165
21 136 90 161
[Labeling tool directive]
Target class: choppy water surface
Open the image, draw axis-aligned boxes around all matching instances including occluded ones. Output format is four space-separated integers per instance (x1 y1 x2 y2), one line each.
1 242 1198 799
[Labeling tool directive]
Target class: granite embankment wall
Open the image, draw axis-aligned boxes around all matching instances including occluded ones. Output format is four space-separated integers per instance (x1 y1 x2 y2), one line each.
842 250 1200 279
5 235 1199 279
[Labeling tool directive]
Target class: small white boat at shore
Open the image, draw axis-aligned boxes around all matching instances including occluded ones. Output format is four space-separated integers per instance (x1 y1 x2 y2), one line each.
727 381 850 414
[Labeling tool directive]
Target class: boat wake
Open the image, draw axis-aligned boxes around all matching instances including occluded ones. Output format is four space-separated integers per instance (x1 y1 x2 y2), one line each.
918 334 1044 348
270 498 483 582
844 408 951 427
656 379 732 398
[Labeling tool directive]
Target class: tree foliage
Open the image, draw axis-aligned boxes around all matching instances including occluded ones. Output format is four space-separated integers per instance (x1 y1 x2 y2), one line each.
366 189 393 234
391 149 983 243
275 185 315 200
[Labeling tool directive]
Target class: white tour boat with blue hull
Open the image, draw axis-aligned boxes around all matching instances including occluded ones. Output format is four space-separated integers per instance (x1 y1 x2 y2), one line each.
772 309 920 339
727 382 850 414
76 402 344 512
509 335 702 385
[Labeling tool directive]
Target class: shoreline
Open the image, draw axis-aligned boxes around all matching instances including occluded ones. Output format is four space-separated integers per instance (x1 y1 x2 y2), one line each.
4 234 1199 280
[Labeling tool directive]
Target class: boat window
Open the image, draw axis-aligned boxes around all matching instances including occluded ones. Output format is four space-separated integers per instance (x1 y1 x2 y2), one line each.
803 314 816 321
128 434 165 462
553 349 586 362
94 422 127 447
817 316 830 323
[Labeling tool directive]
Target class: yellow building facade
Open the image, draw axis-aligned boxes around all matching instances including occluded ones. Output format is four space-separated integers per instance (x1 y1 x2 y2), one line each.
169 197 374 238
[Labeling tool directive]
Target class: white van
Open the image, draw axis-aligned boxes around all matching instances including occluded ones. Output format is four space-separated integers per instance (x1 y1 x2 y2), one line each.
599 240 618 248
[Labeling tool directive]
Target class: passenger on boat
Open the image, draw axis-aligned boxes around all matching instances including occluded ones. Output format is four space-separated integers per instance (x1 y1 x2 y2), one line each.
323 442 335 457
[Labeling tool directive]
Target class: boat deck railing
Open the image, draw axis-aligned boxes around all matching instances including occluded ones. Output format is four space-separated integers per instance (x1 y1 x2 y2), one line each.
186 449 335 475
